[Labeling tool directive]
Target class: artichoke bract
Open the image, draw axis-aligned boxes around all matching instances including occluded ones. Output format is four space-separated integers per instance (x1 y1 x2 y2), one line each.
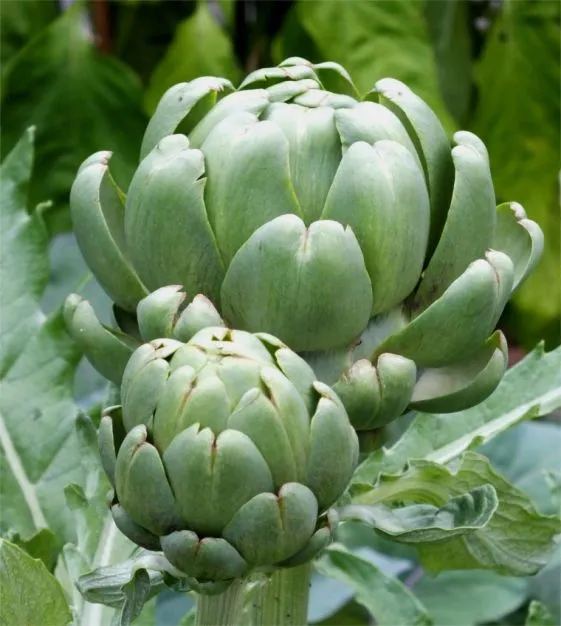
68 57 544 430
100 327 358 585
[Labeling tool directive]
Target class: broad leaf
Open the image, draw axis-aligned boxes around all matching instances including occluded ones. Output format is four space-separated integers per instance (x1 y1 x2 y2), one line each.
294 0 454 130
310 546 413 623
472 0 561 347
480 421 561 515
42 233 112 408
0 4 146 232
355 344 561 483
0 539 71 626
412 569 527 626
0 129 82 542
144 3 241 114
315 543 431 626
353 452 561 576
0 129 133 626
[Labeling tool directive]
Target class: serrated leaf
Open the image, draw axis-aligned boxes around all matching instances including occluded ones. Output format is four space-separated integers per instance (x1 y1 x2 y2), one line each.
354 344 561 483
0 128 133 626
353 452 561 576
144 3 240 114
343 485 499 544
0 4 146 232
0 129 83 543
472 0 561 347
293 0 454 130
0 539 72 626
315 543 432 626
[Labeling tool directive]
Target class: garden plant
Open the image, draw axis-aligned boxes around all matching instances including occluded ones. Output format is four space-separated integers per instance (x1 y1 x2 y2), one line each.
1 2 560 626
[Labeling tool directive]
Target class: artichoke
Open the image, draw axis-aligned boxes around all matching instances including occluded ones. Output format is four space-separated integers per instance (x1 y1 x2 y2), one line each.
99 327 358 585
68 57 544 429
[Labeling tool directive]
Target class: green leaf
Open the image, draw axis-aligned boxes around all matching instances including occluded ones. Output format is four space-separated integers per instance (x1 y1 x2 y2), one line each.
0 129 83 542
77 551 173 609
472 0 561 347
0 539 72 626
0 4 146 232
120 568 152 626
144 3 241 114
412 569 527 626
526 600 555 626
353 452 561 576
62 415 137 624
293 0 454 130
0 130 133 625
0 0 58 68
424 0 473 123
355 344 561 483
132 597 157 626
311 600 371 626
7 527 61 572
42 233 112 408
480 421 561 516
315 543 432 626
344 485 499 543
111 0 197 84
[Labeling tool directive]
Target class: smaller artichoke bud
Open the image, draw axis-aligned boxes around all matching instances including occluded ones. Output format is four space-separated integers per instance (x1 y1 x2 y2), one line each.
64 294 141 385
333 355 416 431
136 285 224 342
99 328 359 584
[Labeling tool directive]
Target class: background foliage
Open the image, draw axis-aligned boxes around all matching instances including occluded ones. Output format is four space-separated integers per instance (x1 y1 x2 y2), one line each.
1 1 560 625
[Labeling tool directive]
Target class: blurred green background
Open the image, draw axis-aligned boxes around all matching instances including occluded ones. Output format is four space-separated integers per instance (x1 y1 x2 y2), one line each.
1 0 559 351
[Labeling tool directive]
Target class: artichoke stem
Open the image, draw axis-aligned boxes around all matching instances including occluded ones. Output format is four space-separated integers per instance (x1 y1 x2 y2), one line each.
196 578 246 626
250 563 312 626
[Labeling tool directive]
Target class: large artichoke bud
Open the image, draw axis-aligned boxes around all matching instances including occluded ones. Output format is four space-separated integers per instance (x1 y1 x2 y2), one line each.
99 327 358 585
68 57 544 429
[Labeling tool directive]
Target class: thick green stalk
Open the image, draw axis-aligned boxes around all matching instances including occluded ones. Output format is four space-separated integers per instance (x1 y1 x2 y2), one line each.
250 563 312 626
196 578 245 626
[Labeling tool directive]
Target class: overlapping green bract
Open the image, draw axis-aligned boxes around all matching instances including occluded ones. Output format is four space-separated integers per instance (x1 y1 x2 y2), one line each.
99 327 358 585
67 57 544 430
